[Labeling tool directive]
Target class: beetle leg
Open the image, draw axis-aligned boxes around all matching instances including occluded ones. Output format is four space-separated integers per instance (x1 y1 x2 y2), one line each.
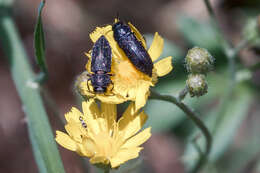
110 80 114 92
108 73 115 76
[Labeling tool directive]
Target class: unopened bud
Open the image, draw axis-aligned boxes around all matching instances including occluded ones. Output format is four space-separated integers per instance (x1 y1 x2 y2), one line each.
186 74 208 97
74 71 90 93
185 47 214 74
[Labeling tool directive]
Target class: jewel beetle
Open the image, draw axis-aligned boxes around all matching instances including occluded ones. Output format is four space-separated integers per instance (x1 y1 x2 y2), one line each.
87 35 113 93
112 20 153 77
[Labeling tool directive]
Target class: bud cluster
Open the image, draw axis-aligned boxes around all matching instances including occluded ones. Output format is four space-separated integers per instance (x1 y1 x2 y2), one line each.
185 47 214 97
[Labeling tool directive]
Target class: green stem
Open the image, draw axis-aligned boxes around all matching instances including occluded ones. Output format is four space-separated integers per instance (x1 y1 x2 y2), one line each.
203 0 233 56
202 0 252 134
150 90 212 173
0 9 65 173
42 89 91 173
177 85 189 101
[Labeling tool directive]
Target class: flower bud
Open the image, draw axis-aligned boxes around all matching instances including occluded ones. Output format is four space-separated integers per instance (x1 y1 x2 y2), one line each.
185 47 214 74
74 71 90 93
186 74 208 97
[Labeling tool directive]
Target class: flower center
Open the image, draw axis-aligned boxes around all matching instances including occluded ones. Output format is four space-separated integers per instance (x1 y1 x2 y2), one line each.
113 59 150 87
94 132 118 158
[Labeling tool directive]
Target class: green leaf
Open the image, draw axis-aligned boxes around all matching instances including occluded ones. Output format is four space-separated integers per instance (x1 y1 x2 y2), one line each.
177 16 223 55
34 0 48 83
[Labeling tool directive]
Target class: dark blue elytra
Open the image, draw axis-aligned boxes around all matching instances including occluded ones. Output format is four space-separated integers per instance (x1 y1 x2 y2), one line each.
112 21 153 77
88 35 112 93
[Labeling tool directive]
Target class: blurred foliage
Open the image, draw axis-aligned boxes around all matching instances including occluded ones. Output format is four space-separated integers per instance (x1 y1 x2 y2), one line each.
177 16 228 68
144 10 260 173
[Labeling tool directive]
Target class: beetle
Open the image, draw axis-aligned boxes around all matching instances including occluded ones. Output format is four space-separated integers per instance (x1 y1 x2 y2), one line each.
87 35 113 94
112 20 153 77
79 116 87 128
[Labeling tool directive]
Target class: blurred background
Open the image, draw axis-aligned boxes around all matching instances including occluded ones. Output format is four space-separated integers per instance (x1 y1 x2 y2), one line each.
0 0 260 172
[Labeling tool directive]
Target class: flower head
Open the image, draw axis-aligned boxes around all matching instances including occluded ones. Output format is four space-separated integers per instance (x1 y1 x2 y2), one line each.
55 100 151 168
186 74 208 97
78 21 173 111
185 47 214 74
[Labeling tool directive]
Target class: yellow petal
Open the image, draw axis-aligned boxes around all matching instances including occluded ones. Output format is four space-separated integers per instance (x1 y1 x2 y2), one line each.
76 143 93 157
128 22 147 49
118 102 136 131
110 147 143 168
122 111 148 140
89 26 112 43
65 107 83 123
55 131 77 151
65 122 83 143
90 156 109 165
148 32 164 62
96 117 109 134
154 56 173 77
84 52 91 72
121 127 151 148
82 137 96 157
82 101 101 134
96 94 126 104
135 81 150 111
84 52 91 58
101 103 117 131
82 100 100 119
101 103 116 120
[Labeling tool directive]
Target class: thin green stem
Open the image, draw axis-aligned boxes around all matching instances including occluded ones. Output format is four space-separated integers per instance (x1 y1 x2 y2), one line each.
202 0 252 134
150 90 212 173
177 85 189 101
203 0 232 56
0 8 65 173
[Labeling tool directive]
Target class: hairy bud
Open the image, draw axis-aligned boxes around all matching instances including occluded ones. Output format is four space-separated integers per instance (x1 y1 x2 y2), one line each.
186 74 208 97
185 47 214 74
74 71 90 93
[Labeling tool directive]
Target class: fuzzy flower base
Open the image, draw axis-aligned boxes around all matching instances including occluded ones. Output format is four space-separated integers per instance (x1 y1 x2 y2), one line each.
79 21 173 111
55 100 151 168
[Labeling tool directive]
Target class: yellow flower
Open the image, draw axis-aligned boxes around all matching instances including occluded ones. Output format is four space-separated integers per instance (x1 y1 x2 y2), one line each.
78 21 173 111
55 100 151 168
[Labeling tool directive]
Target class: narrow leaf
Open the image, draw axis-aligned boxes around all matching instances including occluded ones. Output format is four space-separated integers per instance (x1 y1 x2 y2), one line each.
34 0 48 83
